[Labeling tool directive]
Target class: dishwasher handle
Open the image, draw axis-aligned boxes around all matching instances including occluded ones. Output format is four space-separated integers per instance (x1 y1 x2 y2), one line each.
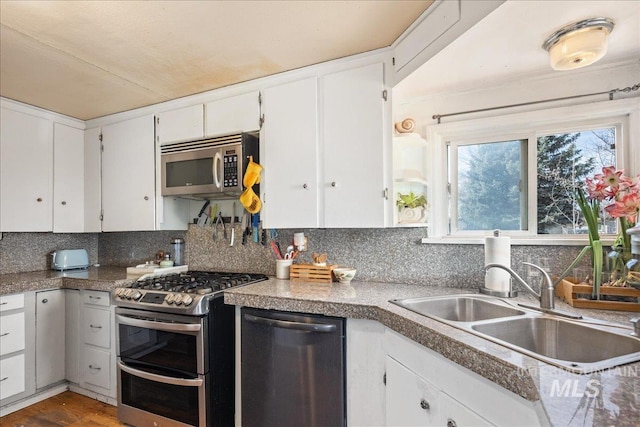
243 313 337 333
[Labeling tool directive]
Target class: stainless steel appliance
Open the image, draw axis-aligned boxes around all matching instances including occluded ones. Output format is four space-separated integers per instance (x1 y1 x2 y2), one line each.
114 271 268 427
161 132 259 198
241 307 346 427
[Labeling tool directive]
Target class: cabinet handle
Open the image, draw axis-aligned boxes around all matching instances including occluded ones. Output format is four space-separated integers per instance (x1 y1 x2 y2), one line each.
37 197 43 202
0 377 8 382
89 295 102 300
61 201 67 206
420 399 430 410
0 332 9 337
89 365 101 371
90 324 103 329
331 181 336 187
0 302 7 305
42 299 48 303
144 196 149 201
303 183 308 189
446 419 457 427
384 187 389 200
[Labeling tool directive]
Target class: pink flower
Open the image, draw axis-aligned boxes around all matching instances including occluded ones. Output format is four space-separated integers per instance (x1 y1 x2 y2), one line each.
605 192 640 222
600 166 624 189
586 177 608 201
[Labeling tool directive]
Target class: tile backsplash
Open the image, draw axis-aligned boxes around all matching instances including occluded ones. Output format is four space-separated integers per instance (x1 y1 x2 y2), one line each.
1 228 587 289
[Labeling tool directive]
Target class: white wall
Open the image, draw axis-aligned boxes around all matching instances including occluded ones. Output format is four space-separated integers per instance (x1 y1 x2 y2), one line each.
393 60 639 134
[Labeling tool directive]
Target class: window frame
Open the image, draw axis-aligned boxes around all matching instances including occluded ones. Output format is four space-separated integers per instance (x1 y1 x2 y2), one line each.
425 98 639 244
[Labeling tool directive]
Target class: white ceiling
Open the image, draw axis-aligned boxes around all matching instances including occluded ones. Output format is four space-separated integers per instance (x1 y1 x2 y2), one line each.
0 0 432 120
394 0 640 102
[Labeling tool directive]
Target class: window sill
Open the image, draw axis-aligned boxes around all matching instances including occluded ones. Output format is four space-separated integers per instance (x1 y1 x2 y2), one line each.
421 236 616 246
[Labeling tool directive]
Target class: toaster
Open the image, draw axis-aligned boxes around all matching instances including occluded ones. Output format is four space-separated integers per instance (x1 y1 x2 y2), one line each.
51 249 90 271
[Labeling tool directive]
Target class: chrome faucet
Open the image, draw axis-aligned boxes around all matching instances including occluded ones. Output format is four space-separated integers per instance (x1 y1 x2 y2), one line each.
484 262 556 310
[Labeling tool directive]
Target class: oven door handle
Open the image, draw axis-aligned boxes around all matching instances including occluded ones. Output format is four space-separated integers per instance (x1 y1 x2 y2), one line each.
116 314 202 332
119 361 203 387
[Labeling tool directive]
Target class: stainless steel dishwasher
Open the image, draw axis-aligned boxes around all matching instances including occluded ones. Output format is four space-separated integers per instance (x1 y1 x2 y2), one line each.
241 307 346 427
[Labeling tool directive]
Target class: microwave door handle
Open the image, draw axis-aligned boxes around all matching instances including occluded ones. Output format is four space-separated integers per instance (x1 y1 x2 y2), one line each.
213 151 223 189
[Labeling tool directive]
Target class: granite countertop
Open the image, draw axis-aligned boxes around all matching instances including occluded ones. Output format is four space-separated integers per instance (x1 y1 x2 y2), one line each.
224 278 640 427
0 267 134 295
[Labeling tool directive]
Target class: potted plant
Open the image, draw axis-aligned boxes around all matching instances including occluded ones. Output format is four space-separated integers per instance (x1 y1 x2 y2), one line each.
396 191 428 224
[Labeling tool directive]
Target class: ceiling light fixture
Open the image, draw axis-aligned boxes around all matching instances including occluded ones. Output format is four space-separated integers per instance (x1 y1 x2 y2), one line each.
542 17 615 71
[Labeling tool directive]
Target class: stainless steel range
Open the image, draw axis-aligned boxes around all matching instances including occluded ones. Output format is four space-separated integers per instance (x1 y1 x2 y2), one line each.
113 271 268 427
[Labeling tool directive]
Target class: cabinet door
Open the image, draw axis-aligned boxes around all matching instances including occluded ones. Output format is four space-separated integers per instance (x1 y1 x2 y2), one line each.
82 346 111 391
262 78 319 228
0 312 25 356
157 105 204 145
386 355 440 426
205 91 260 136
0 107 52 232
440 392 494 427
101 115 156 231
65 289 80 384
36 289 65 389
322 63 386 227
84 128 102 232
0 354 25 401
53 123 84 232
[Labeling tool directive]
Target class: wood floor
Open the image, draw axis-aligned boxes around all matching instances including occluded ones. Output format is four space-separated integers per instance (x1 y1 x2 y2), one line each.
0 391 123 427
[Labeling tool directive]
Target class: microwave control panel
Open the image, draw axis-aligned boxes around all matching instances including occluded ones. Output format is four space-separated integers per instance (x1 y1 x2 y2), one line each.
223 152 239 188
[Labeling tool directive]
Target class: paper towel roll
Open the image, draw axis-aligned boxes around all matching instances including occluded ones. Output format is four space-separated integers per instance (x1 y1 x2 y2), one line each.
484 232 511 292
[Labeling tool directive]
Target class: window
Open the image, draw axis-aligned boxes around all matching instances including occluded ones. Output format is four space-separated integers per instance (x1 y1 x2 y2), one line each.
427 99 637 241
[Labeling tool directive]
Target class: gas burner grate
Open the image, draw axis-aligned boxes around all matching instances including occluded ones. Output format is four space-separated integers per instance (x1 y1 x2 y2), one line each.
131 271 268 294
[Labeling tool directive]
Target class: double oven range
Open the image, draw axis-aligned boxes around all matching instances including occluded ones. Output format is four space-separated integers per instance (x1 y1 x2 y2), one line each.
113 271 268 427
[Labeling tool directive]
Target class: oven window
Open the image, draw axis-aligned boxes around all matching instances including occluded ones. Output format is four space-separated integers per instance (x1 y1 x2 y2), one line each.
119 324 199 376
121 369 200 426
166 158 214 188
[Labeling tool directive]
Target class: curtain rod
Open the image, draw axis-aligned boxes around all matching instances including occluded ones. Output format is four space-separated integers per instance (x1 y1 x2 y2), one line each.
432 83 640 124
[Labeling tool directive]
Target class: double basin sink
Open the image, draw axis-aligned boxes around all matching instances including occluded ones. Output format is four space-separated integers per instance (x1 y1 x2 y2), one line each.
390 295 640 373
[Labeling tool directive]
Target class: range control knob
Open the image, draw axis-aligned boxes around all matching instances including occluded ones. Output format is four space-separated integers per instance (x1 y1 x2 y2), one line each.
132 291 142 301
174 294 184 305
114 288 123 297
182 295 193 306
165 294 176 304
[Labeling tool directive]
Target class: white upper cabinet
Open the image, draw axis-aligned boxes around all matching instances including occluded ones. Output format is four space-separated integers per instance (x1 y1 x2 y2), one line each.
205 91 260 137
157 104 204 145
0 107 52 232
261 78 319 229
101 115 156 231
53 123 84 232
322 62 387 228
83 128 102 232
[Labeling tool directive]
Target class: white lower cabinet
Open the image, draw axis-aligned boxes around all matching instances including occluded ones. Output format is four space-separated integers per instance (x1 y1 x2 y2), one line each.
35 289 66 389
0 354 25 401
79 290 116 399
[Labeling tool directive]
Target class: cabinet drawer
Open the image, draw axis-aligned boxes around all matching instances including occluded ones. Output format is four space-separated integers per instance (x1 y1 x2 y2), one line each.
0 354 25 401
83 347 111 390
0 294 24 312
0 312 25 355
82 290 110 307
83 307 111 348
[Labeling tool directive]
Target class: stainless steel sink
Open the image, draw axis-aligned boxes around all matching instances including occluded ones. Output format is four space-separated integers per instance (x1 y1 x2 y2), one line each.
391 295 525 322
390 295 640 373
472 317 640 371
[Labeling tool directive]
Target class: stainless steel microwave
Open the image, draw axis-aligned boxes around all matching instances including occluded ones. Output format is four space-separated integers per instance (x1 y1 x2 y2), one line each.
161 132 259 198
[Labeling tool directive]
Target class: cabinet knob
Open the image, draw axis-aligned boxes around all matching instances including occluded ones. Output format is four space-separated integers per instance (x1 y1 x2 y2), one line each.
0 377 8 382
420 399 430 410
447 419 458 427
331 181 336 187
61 201 67 206
144 196 150 201
37 197 43 202
90 324 103 329
303 183 308 189
89 365 101 371
0 332 9 337
42 298 48 304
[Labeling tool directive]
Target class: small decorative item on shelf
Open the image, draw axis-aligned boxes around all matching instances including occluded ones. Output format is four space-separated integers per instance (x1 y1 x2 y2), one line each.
396 191 427 224
555 166 640 306
394 118 415 134
312 253 328 267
